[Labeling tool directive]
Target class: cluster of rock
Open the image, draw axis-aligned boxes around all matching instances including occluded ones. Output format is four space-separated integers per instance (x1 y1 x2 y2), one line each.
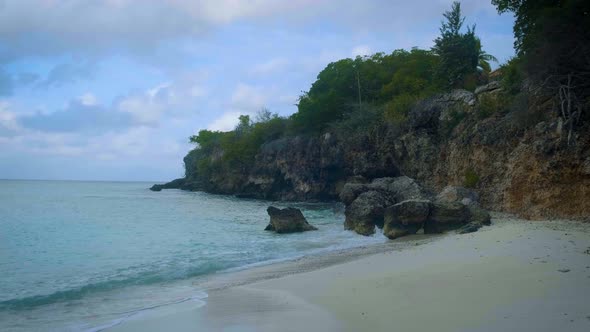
156 82 590 220
264 206 318 233
340 176 491 239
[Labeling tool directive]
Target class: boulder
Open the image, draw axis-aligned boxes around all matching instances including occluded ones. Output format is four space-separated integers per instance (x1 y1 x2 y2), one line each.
340 176 431 236
475 81 501 95
458 222 483 234
383 199 432 239
424 201 470 234
344 191 389 235
468 205 492 226
265 206 317 233
443 89 476 106
436 186 479 206
339 183 370 205
370 176 429 202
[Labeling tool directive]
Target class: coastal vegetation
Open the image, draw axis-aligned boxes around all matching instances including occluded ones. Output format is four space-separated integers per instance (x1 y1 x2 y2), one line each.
188 2 498 174
167 0 590 220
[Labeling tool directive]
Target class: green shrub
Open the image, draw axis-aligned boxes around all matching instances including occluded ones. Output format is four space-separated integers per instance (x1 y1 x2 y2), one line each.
464 169 480 188
500 57 523 95
440 102 469 137
383 94 417 124
477 93 511 119
329 104 383 142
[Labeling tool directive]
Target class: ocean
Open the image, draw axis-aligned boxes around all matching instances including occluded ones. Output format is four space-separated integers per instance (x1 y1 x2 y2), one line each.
0 180 386 331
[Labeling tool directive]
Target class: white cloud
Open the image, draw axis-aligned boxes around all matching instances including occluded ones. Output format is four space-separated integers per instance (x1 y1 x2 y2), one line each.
351 45 372 57
78 93 98 106
250 58 290 75
207 111 242 132
0 102 21 132
0 0 500 63
230 83 267 113
116 73 207 126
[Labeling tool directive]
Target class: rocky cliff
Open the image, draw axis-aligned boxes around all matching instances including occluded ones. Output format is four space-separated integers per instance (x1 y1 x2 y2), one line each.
175 85 590 220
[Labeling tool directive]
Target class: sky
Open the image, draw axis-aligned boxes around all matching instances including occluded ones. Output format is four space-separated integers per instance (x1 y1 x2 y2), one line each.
0 0 515 182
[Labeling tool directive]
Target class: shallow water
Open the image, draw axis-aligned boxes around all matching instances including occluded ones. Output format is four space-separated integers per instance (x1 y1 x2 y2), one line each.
0 180 386 331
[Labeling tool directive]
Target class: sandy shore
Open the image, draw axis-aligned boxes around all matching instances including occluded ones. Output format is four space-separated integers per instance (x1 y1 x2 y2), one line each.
108 214 590 332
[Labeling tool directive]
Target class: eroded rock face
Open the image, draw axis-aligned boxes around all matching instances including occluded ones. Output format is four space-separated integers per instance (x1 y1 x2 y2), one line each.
436 186 479 206
383 199 431 239
344 191 390 235
179 83 590 221
467 205 491 226
265 206 318 233
341 177 431 236
424 201 470 234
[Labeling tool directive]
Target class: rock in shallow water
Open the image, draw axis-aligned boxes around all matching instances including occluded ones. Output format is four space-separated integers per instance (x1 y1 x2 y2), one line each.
344 191 389 235
265 206 318 234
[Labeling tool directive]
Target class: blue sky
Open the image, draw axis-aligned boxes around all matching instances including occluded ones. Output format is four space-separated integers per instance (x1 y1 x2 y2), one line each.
0 0 515 181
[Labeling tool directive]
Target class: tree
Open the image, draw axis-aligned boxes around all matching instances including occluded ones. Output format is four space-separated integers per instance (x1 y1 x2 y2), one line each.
493 0 590 143
432 2 493 89
475 37 498 74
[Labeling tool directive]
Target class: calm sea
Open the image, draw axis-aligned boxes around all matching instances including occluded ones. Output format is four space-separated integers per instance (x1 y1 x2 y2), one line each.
0 180 385 331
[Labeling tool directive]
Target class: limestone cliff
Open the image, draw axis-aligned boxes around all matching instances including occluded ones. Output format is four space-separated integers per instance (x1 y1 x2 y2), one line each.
176 86 589 220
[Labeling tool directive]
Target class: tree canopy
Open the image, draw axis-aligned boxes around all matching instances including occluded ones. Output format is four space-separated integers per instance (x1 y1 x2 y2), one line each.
432 1 495 89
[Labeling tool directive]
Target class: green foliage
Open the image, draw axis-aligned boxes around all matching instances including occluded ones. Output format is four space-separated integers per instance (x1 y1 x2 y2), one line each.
432 2 495 89
291 49 440 133
508 93 549 130
328 104 384 142
383 93 417 124
463 169 480 188
477 92 512 119
184 3 515 182
440 102 469 137
187 110 288 177
492 0 590 103
499 57 524 95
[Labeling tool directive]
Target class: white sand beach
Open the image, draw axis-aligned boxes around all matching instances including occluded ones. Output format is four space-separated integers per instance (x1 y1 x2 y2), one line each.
108 214 590 332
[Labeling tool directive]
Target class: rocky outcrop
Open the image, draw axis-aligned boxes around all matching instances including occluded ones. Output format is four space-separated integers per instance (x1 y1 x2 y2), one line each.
423 201 471 234
150 178 185 191
383 199 431 239
150 178 202 192
176 86 590 221
343 177 492 239
342 177 430 235
343 191 389 235
265 206 318 233
436 186 479 206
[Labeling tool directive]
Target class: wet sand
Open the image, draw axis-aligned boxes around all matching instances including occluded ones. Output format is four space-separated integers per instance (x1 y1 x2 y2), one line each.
108 214 590 332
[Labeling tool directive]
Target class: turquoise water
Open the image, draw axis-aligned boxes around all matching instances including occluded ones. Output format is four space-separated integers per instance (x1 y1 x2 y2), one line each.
0 180 385 331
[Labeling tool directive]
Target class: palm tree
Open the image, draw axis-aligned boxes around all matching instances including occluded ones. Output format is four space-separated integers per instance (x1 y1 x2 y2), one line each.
475 37 498 74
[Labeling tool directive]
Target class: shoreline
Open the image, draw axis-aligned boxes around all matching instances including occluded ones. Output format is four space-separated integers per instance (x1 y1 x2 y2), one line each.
108 213 590 331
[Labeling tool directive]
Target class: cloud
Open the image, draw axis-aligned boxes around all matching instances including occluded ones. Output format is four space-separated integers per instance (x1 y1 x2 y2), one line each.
0 69 14 96
20 98 132 133
250 58 290 75
37 62 96 88
229 83 267 113
207 111 242 132
0 0 501 64
116 72 208 126
0 102 21 135
78 93 98 106
0 0 315 62
351 45 372 57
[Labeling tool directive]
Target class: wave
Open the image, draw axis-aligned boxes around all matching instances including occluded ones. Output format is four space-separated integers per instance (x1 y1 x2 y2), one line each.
84 292 208 332
0 261 226 311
